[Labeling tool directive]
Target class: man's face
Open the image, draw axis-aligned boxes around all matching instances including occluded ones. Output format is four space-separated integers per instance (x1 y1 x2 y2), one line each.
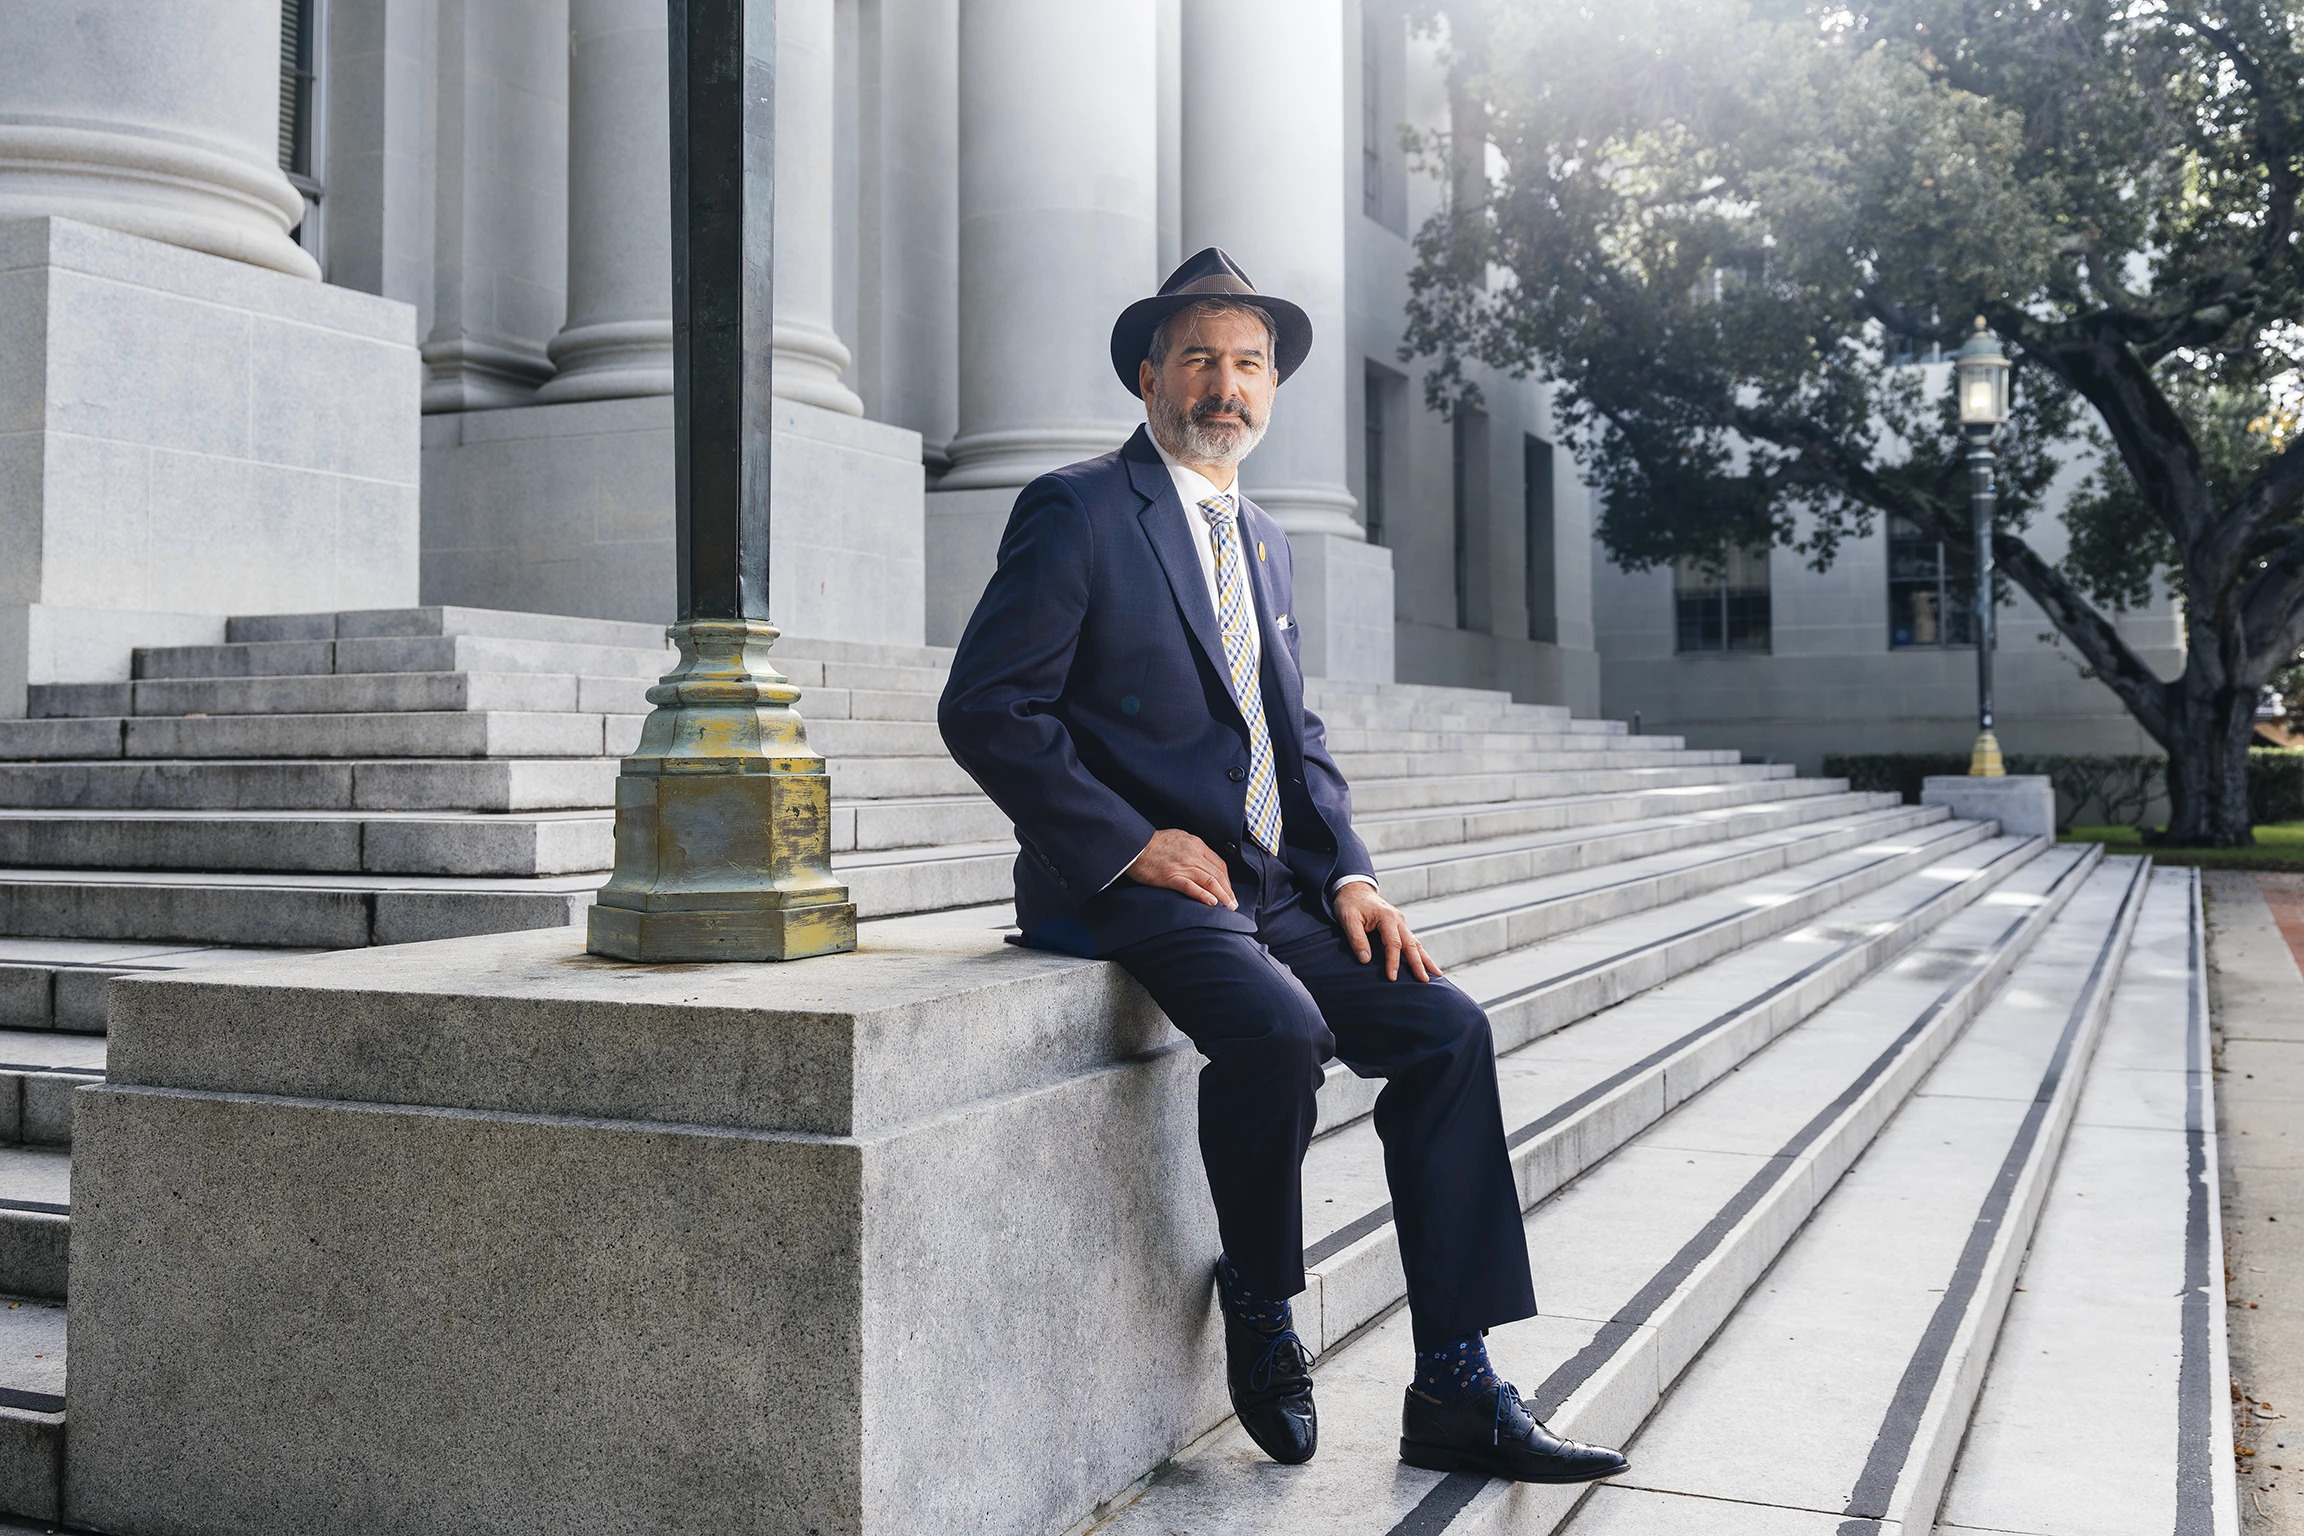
1139 306 1277 469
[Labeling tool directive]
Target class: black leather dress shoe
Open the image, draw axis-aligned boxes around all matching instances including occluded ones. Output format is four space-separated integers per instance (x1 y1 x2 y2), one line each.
1223 1310 1317 1465
1399 1382 1628 1483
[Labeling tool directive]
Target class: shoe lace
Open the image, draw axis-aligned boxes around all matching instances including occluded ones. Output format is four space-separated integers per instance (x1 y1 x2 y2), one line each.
1494 1380 1524 1447
1249 1328 1311 1394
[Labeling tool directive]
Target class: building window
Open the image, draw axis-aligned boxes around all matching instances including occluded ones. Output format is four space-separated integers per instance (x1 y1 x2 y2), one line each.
1362 31 1383 218
1451 410 1490 631
1363 364 1389 547
1674 549 1771 654
1524 435 1556 643
1359 5 1406 234
1888 516 1977 648
279 0 325 261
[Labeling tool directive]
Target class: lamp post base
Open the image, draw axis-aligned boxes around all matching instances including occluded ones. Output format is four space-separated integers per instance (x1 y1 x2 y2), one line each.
585 619 858 963
1968 729 2006 778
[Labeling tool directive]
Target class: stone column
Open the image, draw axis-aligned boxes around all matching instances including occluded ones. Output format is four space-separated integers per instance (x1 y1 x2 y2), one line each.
772 0 863 415
1180 0 1354 534
938 0 1159 489
537 0 675 403
1177 0 1392 679
0 0 317 279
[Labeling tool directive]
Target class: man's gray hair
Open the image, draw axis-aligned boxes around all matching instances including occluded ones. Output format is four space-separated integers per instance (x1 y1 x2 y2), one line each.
1146 297 1279 369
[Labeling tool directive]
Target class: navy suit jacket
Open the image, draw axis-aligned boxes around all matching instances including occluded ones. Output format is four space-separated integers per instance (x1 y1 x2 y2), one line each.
938 425 1376 956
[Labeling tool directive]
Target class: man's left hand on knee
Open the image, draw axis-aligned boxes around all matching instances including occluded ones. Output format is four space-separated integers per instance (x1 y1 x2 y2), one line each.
1335 884 1443 982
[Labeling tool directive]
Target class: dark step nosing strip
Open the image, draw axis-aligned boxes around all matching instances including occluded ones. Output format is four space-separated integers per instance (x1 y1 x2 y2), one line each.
0 1200 67 1217
0 1065 101 1078
2175 869 2218 1535
1302 838 2055 1270
0 1387 63 1415
1378 849 2110 1536
1834 856 2147 1531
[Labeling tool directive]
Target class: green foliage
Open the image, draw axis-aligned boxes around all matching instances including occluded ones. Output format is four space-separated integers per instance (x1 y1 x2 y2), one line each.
1822 751 2164 830
1410 0 2304 842
2252 748 2304 823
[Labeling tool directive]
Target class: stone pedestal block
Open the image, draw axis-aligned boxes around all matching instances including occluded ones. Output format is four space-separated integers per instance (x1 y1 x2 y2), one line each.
922 483 1022 645
421 395 927 645
68 921 1226 1536
0 217 420 714
1288 530 1396 682
1922 774 2057 838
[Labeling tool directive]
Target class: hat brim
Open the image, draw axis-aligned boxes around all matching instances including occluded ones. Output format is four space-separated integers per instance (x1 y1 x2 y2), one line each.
1110 292 1313 398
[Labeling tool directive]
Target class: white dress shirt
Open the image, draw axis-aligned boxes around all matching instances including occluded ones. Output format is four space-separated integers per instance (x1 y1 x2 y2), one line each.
1145 435 1376 900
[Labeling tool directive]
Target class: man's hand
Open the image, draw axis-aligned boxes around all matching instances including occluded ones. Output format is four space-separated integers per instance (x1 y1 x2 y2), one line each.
1124 829 1238 910
1335 883 1442 982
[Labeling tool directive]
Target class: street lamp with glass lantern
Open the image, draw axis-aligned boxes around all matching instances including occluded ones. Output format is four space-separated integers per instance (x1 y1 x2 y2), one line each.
1954 316 2011 776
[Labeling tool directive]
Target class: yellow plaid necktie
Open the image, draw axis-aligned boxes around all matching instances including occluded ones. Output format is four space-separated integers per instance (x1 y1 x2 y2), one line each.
1198 497 1284 857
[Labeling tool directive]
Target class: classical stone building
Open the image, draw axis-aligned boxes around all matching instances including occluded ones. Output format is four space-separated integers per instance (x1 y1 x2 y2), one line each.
0 0 1596 717
1592 393 2184 774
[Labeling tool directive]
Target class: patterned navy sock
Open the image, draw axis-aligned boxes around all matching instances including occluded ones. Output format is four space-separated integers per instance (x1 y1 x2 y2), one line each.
1411 1332 1503 1404
1215 1253 1293 1336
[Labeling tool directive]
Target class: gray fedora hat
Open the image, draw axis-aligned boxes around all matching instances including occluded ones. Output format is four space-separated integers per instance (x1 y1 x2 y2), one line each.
1109 246 1314 398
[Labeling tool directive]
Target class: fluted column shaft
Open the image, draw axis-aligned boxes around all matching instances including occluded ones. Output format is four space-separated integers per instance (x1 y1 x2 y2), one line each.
940 0 1159 489
1180 0 1358 537
0 0 317 279
539 0 675 402
772 0 862 415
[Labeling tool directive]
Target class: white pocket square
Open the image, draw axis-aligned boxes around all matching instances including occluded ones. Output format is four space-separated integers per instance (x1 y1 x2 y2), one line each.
1275 614 1292 630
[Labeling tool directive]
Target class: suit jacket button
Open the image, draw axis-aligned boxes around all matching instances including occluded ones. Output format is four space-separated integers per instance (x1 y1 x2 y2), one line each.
1227 766 1246 782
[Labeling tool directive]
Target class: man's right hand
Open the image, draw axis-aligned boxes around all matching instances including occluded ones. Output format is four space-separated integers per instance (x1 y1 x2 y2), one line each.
1124 829 1238 910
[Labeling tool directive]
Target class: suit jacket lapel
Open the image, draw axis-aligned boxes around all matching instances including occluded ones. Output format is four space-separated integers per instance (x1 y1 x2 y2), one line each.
1125 430 1234 705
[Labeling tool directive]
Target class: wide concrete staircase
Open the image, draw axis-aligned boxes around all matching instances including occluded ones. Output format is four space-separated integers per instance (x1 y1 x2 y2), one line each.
0 605 2236 1532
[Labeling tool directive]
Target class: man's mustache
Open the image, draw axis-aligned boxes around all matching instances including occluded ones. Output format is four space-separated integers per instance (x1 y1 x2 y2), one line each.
1192 397 1254 424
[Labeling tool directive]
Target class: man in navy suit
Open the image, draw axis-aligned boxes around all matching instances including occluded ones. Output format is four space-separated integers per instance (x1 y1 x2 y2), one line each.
938 249 1627 1485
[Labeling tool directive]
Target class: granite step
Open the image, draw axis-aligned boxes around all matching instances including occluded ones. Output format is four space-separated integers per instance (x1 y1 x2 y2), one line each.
0 758 624 813
1535 855 2151 1536
1292 838 2084 1351
1353 774 1847 855
0 941 319 1034
1927 866 2237 1536
1087 853 2144 1536
1322 728 1686 756
0 712 950 764
1311 814 2007 1136
0 776 1875 881
1331 748 1743 780
1348 763 1796 816
0 778 1911 961
0 753 987 811
1366 789 1898 903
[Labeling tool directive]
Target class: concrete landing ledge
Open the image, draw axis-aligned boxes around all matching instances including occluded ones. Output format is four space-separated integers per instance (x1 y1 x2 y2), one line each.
1923 773 2055 838
72 912 1224 1536
105 911 1168 1138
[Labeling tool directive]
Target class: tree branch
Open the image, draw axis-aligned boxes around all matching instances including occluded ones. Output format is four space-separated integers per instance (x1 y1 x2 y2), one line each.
1993 534 2177 743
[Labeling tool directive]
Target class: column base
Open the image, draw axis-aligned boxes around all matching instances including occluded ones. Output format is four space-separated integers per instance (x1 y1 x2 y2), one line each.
1285 532 1394 681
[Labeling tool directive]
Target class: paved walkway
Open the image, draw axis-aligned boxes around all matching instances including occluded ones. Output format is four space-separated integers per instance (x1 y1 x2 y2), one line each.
2210 870 2304 1532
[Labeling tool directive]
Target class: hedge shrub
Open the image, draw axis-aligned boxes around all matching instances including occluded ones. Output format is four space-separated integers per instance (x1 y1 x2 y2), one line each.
1823 748 2304 832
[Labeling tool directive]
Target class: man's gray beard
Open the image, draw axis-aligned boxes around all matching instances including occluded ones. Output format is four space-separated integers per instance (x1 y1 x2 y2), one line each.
1147 384 1268 468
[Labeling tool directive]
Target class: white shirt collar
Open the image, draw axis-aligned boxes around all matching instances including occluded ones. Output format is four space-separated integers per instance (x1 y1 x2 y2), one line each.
1149 432 1237 516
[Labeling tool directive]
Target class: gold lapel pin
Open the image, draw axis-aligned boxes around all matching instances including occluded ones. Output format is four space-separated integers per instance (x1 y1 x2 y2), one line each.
1257 541 1266 561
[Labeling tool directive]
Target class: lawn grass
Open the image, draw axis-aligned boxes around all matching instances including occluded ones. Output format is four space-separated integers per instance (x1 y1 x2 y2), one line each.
2061 821 2304 871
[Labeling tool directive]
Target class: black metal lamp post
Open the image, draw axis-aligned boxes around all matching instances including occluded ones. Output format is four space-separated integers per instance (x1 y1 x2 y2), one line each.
586 0 857 962
1954 317 2011 778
